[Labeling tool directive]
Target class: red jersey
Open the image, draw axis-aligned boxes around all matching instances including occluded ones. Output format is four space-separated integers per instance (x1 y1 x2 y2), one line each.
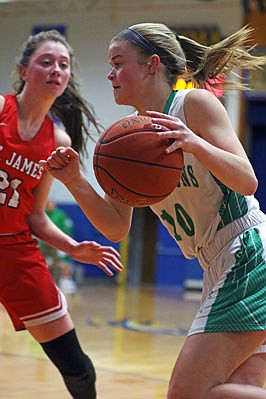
0 94 56 234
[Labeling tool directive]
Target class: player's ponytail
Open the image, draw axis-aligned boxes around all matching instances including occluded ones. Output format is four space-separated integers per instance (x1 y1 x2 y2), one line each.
179 25 266 91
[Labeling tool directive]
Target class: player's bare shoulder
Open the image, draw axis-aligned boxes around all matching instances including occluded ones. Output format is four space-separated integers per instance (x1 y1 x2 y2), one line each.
184 88 217 111
184 88 225 135
54 123 72 148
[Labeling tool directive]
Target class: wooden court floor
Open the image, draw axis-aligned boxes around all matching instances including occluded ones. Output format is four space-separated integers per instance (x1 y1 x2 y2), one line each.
0 281 201 398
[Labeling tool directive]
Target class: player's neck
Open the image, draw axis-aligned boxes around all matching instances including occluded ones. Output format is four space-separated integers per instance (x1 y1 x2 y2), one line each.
136 87 173 115
16 92 52 123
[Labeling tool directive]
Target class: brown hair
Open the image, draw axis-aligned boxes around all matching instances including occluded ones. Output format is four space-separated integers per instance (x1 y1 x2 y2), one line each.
12 30 102 158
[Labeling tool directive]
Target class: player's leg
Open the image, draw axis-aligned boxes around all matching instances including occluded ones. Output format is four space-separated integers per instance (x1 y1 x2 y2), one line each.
228 351 266 386
175 222 266 398
0 232 97 398
167 330 266 399
28 314 97 399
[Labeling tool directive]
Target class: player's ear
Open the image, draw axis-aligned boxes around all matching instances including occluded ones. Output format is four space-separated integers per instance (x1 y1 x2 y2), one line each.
18 65 27 81
147 54 160 73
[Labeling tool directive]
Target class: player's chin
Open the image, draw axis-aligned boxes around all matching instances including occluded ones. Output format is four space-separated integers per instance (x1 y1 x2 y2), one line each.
116 98 132 108
113 95 123 104
46 85 65 98
113 91 126 104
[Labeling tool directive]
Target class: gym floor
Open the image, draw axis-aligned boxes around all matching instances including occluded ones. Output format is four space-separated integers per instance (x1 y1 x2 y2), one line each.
0 281 200 398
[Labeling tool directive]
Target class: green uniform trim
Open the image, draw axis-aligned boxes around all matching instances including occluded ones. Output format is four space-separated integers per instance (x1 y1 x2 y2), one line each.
205 228 266 332
163 90 178 114
212 175 248 230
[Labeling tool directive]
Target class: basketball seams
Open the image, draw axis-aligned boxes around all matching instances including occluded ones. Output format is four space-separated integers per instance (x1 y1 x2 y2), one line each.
97 165 177 204
95 165 174 199
94 152 183 171
98 128 159 144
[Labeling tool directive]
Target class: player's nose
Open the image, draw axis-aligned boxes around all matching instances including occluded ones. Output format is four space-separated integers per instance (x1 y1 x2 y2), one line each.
107 68 115 81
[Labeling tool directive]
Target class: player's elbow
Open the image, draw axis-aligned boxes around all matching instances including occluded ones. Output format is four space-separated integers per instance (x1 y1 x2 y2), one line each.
104 225 130 243
246 177 258 196
241 175 258 196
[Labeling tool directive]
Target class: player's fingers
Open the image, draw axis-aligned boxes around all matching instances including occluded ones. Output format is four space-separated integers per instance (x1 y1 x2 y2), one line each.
39 159 47 168
151 117 183 131
101 245 121 258
103 255 124 272
45 150 70 167
53 147 72 162
97 255 124 274
146 110 176 119
96 262 114 276
101 263 122 275
57 147 79 161
46 157 67 168
150 123 169 132
95 248 123 270
165 140 182 153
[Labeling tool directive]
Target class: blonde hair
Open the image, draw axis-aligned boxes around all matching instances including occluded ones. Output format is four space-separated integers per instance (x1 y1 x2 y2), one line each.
112 23 266 92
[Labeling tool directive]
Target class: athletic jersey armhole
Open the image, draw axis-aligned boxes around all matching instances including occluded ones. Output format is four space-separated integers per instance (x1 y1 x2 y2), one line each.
163 90 178 114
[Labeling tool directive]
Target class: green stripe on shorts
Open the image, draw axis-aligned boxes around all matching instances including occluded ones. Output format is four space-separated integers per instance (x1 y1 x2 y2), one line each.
205 228 266 332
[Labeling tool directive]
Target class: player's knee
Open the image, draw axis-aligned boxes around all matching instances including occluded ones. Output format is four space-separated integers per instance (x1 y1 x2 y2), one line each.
40 329 96 398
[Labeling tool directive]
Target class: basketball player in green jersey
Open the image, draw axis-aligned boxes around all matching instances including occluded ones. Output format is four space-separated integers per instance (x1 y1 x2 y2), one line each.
42 23 266 399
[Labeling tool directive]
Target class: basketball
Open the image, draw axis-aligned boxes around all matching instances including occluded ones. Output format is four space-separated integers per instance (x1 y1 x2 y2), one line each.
93 115 184 207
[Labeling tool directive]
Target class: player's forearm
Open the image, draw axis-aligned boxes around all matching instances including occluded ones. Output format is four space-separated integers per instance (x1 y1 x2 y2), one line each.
65 174 131 242
28 212 77 254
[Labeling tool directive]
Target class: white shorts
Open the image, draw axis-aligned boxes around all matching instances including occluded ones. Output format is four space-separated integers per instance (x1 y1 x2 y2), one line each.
189 213 266 354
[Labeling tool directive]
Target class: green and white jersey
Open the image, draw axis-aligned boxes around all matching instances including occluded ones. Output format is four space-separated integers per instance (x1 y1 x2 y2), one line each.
150 89 261 259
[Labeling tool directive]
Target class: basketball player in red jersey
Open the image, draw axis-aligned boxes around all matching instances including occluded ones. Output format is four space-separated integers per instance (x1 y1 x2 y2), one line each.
0 30 123 398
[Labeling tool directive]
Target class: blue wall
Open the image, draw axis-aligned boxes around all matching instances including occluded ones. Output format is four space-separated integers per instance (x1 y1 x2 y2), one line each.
58 203 120 277
248 100 266 213
155 223 203 288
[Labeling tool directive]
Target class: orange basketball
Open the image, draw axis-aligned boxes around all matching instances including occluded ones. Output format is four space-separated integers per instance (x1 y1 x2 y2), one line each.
93 115 184 207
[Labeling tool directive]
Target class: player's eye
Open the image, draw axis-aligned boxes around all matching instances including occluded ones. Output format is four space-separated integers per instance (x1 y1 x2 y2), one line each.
41 60 52 66
60 62 69 69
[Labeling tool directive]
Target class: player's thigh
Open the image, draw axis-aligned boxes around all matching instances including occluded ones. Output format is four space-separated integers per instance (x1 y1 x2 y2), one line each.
228 353 266 387
27 312 74 343
168 330 266 399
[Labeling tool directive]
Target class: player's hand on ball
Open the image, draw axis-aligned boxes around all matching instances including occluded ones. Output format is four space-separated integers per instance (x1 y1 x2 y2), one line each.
147 110 199 154
40 147 81 184
70 241 123 276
